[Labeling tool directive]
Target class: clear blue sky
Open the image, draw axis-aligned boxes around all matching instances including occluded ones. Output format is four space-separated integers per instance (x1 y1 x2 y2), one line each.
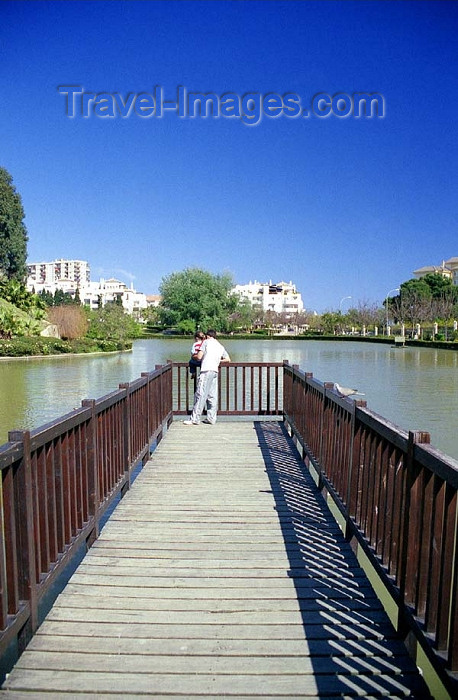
1 0 457 312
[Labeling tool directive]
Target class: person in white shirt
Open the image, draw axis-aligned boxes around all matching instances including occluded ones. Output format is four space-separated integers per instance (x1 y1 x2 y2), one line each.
183 329 231 425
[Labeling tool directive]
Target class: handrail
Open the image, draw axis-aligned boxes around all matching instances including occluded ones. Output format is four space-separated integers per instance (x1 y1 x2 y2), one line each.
282 360 458 693
0 363 173 661
171 361 284 415
0 358 457 695
0 359 283 662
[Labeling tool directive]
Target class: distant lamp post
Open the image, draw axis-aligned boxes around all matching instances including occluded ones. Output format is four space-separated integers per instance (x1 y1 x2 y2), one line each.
339 296 352 312
339 296 352 335
385 288 400 336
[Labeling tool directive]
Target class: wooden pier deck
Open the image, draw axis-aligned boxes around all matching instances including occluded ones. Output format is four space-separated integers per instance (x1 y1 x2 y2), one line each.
1 420 430 698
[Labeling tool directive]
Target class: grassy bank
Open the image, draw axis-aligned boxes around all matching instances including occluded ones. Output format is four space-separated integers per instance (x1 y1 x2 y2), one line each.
145 331 458 351
2 333 457 357
0 337 132 357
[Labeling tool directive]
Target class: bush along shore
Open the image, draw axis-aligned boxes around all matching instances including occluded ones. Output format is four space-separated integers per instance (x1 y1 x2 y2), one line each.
0 337 132 357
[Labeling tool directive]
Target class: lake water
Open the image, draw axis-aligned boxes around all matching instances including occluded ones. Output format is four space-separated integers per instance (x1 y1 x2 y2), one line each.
1 338 457 460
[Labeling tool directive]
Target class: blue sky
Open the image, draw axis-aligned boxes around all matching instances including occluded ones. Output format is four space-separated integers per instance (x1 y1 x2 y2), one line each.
1 0 457 312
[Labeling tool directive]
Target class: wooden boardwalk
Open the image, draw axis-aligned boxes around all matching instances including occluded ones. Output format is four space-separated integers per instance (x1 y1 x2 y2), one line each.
1 421 430 698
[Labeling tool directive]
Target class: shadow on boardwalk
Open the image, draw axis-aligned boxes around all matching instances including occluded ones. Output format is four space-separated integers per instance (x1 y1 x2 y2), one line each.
254 421 431 699
0 420 432 698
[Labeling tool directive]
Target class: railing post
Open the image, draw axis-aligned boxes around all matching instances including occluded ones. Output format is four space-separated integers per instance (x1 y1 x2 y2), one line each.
0 475 8 630
282 361 293 434
303 372 313 441
154 365 164 441
155 364 173 439
319 383 335 472
7 430 38 650
398 429 430 635
119 383 131 493
168 358 180 414
291 363 299 425
81 399 99 548
141 373 152 446
448 494 458 670
344 399 366 539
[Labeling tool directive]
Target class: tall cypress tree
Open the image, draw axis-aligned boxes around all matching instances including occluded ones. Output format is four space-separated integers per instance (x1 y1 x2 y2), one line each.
0 167 28 282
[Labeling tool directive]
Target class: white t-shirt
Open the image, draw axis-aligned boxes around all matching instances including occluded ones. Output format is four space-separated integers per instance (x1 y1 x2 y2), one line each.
200 337 229 372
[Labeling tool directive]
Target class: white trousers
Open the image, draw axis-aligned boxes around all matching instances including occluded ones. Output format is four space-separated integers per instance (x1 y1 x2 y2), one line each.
191 370 218 423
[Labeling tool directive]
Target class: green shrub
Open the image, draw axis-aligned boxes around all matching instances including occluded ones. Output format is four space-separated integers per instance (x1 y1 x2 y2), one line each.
0 337 132 357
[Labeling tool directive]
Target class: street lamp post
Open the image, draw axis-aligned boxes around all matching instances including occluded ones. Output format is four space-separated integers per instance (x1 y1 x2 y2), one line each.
339 296 352 335
385 288 400 336
339 296 352 312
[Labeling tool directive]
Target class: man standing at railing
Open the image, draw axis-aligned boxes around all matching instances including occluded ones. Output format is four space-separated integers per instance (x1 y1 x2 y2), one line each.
183 329 231 425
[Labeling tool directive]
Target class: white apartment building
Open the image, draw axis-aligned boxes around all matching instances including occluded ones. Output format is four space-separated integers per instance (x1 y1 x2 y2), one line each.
146 295 162 307
80 279 148 316
445 257 458 285
27 259 91 289
26 259 147 316
232 280 304 314
413 257 458 285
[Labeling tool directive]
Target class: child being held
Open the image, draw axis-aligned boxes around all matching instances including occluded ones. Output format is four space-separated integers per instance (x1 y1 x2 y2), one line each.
189 331 206 377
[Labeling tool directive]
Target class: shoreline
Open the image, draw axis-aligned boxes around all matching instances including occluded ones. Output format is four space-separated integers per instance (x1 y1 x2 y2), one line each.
0 335 457 360
0 348 133 362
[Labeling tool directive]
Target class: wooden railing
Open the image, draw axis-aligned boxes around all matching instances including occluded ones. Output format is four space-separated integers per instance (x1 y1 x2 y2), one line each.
1 357 457 695
0 363 172 661
171 361 284 415
283 361 458 693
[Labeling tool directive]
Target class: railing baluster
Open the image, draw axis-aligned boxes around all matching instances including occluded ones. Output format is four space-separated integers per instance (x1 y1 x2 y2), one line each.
2 459 19 618
436 485 457 651
8 430 38 635
1 359 457 692
282 361 458 691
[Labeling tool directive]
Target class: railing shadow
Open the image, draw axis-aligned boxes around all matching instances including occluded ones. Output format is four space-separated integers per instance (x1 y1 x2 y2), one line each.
254 421 431 698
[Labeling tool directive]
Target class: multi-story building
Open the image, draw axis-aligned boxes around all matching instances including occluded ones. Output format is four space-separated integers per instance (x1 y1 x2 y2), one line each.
79 278 148 316
27 259 91 289
146 294 162 307
26 260 147 316
445 257 458 285
232 280 304 314
413 258 458 285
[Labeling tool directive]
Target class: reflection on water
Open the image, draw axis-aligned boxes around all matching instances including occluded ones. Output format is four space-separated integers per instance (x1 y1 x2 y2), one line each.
0 339 457 460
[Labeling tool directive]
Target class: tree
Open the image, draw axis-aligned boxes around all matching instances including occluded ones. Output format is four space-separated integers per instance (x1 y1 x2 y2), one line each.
320 311 341 334
346 301 381 333
399 279 432 332
227 298 254 332
159 268 240 332
38 289 79 307
0 279 47 319
47 306 88 340
0 168 28 282
420 273 458 332
142 304 161 327
86 303 142 342
422 273 456 299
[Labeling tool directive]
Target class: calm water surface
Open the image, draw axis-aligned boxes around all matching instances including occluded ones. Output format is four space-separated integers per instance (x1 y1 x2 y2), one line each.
1 338 457 460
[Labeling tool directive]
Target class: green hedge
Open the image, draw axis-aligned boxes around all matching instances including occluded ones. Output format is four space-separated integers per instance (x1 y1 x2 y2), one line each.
0 337 132 357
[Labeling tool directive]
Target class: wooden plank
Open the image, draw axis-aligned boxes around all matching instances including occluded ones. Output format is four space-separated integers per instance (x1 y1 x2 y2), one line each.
15 650 418 675
44 606 392 629
1 421 429 699
27 634 411 658
54 591 382 611
0 669 428 696
0 693 413 700
62 581 377 600
33 619 396 641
